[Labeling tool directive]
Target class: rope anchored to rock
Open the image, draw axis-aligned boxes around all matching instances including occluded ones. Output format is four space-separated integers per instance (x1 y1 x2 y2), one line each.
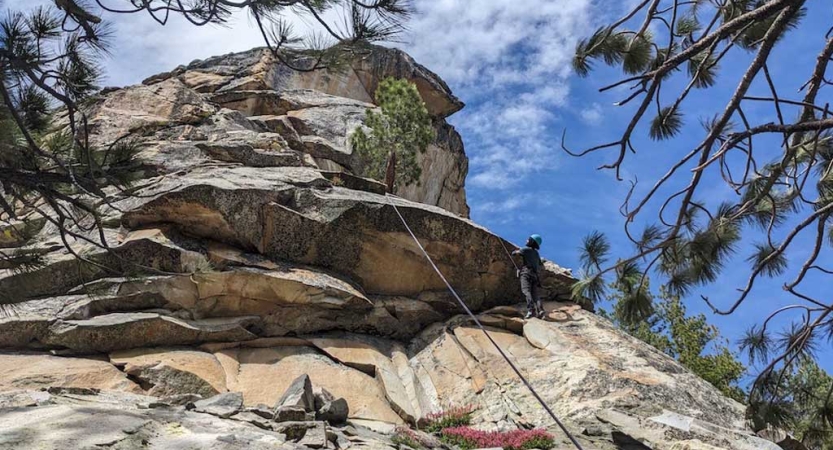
384 194 584 450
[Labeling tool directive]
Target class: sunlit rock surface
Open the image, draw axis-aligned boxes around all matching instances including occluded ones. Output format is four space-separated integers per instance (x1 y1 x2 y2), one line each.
0 46 777 450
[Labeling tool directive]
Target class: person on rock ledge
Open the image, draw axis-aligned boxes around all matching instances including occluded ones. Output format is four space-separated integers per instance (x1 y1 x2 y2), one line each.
512 234 544 320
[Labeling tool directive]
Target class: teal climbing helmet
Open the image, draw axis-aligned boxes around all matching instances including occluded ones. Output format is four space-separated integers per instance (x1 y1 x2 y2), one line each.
530 234 542 247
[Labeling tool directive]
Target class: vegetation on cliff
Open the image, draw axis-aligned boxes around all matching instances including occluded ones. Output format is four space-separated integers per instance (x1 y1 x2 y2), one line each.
351 77 435 192
568 0 833 444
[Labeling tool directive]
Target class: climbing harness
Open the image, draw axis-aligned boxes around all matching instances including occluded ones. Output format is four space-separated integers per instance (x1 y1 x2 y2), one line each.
385 195 585 450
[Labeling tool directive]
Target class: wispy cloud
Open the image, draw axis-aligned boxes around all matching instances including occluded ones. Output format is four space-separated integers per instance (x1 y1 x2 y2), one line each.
403 1 591 88
474 194 531 215
580 103 604 125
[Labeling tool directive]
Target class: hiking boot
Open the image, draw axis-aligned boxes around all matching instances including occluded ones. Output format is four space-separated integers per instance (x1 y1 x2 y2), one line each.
535 302 547 319
524 311 534 320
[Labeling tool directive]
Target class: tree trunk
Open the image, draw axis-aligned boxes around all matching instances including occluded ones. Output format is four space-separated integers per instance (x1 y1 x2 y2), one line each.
385 150 396 194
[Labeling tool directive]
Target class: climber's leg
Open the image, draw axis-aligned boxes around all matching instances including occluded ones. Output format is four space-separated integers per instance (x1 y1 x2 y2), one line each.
520 271 536 319
532 280 544 318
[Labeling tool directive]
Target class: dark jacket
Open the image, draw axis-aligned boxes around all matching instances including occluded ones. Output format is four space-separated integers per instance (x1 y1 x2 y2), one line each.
513 246 542 276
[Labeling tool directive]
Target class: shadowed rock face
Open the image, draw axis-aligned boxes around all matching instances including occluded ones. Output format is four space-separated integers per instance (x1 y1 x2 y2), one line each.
0 47 777 450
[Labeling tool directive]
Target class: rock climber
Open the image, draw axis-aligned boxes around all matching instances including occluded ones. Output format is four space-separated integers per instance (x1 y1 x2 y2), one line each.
512 234 544 319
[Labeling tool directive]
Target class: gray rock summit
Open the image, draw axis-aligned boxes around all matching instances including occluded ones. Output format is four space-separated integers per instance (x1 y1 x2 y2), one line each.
0 46 780 450
140 44 469 217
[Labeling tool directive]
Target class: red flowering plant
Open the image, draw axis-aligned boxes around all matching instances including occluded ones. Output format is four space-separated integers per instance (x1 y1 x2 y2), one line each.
423 405 476 433
440 426 556 450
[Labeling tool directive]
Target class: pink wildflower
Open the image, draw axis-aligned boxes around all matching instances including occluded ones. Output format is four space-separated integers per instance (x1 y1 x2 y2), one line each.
441 426 555 450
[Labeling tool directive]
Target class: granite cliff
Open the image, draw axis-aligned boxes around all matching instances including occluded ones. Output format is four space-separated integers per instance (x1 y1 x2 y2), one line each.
0 46 783 450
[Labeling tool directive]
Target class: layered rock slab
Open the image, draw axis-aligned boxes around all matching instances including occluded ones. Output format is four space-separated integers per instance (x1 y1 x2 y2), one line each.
0 303 782 450
0 353 140 393
44 313 259 352
117 167 562 307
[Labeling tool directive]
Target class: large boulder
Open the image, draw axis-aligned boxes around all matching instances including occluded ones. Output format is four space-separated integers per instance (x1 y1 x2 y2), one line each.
274 374 315 412
312 387 349 425
110 348 228 397
114 166 550 307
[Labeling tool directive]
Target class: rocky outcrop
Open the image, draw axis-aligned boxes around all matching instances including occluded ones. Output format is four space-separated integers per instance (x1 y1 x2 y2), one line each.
0 46 775 450
0 388 398 449
0 303 781 449
275 374 315 412
141 45 470 216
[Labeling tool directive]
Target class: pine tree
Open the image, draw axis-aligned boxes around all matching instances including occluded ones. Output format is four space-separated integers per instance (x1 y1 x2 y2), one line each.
747 358 833 448
351 77 435 192
602 284 746 403
785 360 833 448
569 0 833 441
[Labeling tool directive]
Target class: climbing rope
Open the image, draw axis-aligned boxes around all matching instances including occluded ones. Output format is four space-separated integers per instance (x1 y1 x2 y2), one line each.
385 195 584 450
498 236 520 272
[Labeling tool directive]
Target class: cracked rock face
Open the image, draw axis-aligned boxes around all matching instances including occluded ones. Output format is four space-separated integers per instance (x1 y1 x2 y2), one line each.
0 46 776 450
140 44 469 217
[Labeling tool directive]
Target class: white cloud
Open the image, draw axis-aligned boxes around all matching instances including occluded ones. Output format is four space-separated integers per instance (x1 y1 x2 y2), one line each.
580 103 604 125
474 195 530 215
400 0 593 190
402 1 591 89
519 85 570 107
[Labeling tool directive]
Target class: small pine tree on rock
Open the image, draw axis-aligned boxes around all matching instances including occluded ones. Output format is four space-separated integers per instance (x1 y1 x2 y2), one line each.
351 77 435 193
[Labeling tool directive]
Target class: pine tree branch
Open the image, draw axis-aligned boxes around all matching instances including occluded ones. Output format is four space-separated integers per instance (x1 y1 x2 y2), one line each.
669 2 804 237
703 202 833 315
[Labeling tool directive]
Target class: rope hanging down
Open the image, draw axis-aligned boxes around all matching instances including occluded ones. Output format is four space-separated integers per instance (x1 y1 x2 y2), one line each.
498 238 520 272
385 195 584 450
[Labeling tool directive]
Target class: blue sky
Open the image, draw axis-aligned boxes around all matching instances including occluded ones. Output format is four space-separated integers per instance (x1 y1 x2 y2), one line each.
425 1 833 378
5 0 830 377
411 0 833 378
